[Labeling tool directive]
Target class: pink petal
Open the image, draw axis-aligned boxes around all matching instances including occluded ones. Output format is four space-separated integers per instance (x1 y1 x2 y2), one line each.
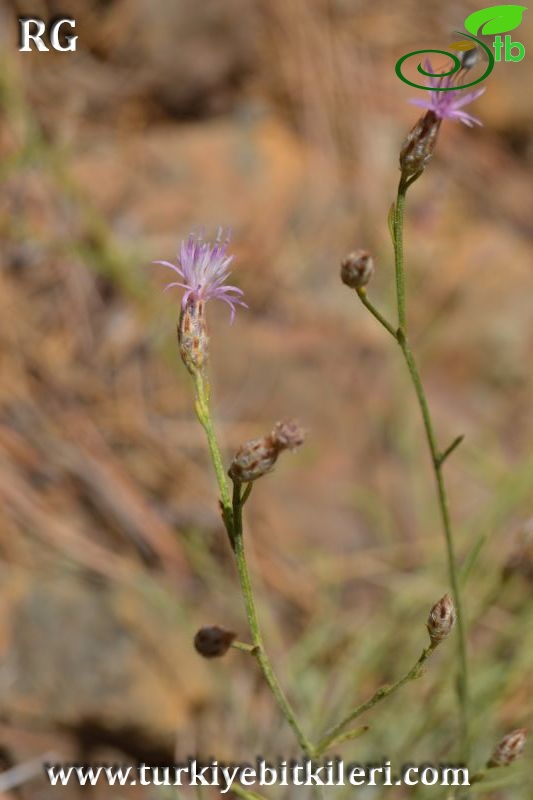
153 260 184 277
163 282 189 293
452 88 485 109
409 98 434 109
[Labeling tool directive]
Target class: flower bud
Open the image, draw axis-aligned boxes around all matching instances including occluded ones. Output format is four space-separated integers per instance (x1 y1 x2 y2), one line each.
400 110 441 182
194 625 236 658
228 419 305 483
340 250 374 290
488 728 528 768
271 419 305 450
427 593 455 646
228 435 279 482
178 298 209 374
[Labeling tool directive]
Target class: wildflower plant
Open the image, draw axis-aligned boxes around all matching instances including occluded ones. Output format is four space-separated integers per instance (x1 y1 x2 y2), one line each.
409 59 485 127
157 54 527 792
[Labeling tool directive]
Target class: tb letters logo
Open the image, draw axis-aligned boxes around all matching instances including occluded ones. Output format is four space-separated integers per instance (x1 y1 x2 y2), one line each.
396 4 527 90
18 17 78 52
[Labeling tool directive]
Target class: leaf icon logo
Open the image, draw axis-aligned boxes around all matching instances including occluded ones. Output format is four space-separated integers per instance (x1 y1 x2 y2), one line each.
464 4 527 36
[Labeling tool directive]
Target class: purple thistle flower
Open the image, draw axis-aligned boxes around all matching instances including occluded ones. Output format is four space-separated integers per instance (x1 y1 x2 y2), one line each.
409 59 485 127
155 227 247 322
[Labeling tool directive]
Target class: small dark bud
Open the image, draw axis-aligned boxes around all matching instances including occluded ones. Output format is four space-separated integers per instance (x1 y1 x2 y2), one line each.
427 593 456 646
399 111 442 182
194 626 236 658
488 728 528 768
228 419 305 482
340 250 374 290
178 298 209 374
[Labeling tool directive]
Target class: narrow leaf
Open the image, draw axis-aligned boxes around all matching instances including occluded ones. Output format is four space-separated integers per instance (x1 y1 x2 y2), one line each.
460 532 488 585
387 202 396 245
325 725 369 751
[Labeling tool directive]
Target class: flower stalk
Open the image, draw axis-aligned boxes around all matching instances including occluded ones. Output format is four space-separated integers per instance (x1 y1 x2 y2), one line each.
192 371 314 753
351 175 471 761
161 229 313 755
392 175 470 760
315 644 437 756
231 479 315 756
192 370 313 752
164 225 452 766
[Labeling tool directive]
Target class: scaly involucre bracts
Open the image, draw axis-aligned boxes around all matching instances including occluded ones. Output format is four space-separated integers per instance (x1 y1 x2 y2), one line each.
229 420 305 482
488 729 528 768
427 593 456 646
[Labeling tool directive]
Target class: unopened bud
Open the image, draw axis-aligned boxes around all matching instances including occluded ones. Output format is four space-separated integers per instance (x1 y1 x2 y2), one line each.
488 728 528 768
427 593 455 646
271 419 305 450
178 298 209 374
194 625 236 658
228 419 305 482
341 250 374 290
228 435 278 482
400 111 441 182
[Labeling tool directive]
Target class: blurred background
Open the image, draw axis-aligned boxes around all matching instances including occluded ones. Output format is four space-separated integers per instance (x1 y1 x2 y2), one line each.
0 1 532 798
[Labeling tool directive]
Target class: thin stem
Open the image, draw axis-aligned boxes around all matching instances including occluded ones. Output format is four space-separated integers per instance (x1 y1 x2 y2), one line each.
391 178 470 761
393 180 408 332
241 481 254 505
231 640 258 654
315 645 435 756
315 725 369 753
439 434 465 466
232 481 315 756
399 338 469 745
193 372 233 530
191 371 314 755
356 289 398 340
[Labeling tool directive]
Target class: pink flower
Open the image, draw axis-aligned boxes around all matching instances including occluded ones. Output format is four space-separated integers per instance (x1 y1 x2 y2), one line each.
155 228 247 322
409 60 485 127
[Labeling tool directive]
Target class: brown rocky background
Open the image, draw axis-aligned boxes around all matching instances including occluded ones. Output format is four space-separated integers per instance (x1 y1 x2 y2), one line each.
0 1 532 797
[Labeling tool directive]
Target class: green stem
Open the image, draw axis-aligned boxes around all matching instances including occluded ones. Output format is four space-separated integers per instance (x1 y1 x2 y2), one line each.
392 178 470 761
231 640 258 654
232 481 315 756
315 645 435 756
193 372 233 530
439 434 465 466
393 180 408 331
192 369 313 755
356 288 398 340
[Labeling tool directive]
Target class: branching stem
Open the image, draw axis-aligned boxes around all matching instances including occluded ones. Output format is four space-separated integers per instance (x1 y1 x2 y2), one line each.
193 371 314 756
315 645 436 756
355 177 470 760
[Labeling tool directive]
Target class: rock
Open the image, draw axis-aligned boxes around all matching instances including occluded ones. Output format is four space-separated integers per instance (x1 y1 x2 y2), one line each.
0 567 211 761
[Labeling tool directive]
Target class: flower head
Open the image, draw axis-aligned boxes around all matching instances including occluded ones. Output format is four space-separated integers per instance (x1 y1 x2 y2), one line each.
341 250 375 290
228 419 305 483
155 227 247 322
409 60 485 127
427 593 456 646
194 625 236 659
488 729 528 768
